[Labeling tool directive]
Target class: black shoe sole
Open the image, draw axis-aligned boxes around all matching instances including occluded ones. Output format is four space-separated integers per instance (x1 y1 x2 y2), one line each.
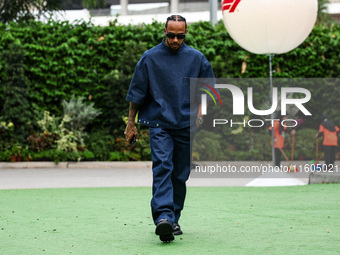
173 230 183 235
155 222 175 242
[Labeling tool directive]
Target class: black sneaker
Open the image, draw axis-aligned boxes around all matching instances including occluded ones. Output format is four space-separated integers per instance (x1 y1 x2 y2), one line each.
155 219 175 242
173 223 183 235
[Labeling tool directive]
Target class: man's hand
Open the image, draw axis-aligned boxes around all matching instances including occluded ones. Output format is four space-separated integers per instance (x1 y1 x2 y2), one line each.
125 121 138 145
125 102 140 145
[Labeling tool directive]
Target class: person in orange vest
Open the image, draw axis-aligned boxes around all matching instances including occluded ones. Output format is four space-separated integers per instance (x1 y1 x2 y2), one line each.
269 114 296 167
316 114 340 171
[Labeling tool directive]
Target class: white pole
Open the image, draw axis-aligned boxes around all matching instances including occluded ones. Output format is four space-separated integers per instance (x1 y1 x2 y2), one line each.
209 0 218 26
171 0 179 13
120 0 128 15
269 54 276 167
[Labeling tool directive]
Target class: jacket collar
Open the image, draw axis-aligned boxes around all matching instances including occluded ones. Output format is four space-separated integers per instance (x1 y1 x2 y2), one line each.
161 38 186 53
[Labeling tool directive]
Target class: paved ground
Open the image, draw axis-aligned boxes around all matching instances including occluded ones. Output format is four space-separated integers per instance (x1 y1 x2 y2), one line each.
0 161 314 189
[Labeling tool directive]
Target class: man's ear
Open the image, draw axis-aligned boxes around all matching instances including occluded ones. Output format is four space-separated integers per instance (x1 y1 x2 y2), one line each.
164 27 167 36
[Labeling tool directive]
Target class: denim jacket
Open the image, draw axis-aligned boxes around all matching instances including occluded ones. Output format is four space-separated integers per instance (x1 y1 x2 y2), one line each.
126 39 215 129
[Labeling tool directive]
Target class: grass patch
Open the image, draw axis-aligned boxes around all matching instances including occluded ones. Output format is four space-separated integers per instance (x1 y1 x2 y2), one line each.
0 185 339 255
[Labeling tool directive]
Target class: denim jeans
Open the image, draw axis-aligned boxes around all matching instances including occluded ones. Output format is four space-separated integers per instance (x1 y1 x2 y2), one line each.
149 125 197 225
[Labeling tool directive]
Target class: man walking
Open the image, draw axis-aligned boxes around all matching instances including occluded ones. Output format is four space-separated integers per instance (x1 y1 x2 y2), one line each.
125 15 215 242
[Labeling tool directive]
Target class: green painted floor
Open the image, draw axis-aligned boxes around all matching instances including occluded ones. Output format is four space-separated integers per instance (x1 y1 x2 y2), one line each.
1 185 339 255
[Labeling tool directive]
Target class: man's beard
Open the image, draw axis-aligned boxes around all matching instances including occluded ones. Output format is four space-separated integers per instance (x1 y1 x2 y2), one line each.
167 38 182 52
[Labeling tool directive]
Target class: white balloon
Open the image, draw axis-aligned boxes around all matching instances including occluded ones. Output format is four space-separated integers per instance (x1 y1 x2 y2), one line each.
222 0 318 54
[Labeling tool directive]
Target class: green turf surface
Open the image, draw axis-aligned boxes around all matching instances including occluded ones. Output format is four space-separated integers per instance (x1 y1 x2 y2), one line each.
1 185 339 255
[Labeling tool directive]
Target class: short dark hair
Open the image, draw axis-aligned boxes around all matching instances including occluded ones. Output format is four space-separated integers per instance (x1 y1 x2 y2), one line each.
165 15 187 30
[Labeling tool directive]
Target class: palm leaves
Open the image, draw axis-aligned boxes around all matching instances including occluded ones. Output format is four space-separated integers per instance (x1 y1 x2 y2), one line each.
316 0 337 27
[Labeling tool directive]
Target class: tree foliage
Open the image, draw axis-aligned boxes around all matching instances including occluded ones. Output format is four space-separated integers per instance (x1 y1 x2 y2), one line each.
0 0 108 23
316 0 336 28
0 0 63 23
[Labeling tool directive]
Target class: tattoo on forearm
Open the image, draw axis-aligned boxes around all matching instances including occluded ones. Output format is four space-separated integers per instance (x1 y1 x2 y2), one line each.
128 102 140 122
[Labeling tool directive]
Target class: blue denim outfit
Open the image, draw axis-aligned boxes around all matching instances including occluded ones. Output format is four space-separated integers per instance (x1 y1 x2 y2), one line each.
126 39 215 225
126 39 214 129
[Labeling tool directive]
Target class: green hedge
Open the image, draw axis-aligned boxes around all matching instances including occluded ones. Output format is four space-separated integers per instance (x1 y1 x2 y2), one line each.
1 20 340 129
0 18 340 161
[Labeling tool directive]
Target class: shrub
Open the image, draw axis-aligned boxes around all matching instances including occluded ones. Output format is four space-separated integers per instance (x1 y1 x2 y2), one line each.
0 42 32 144
84 129 114 161
286 128 318 161
0 120 15 151
62 95 101 133
193 129 224 161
